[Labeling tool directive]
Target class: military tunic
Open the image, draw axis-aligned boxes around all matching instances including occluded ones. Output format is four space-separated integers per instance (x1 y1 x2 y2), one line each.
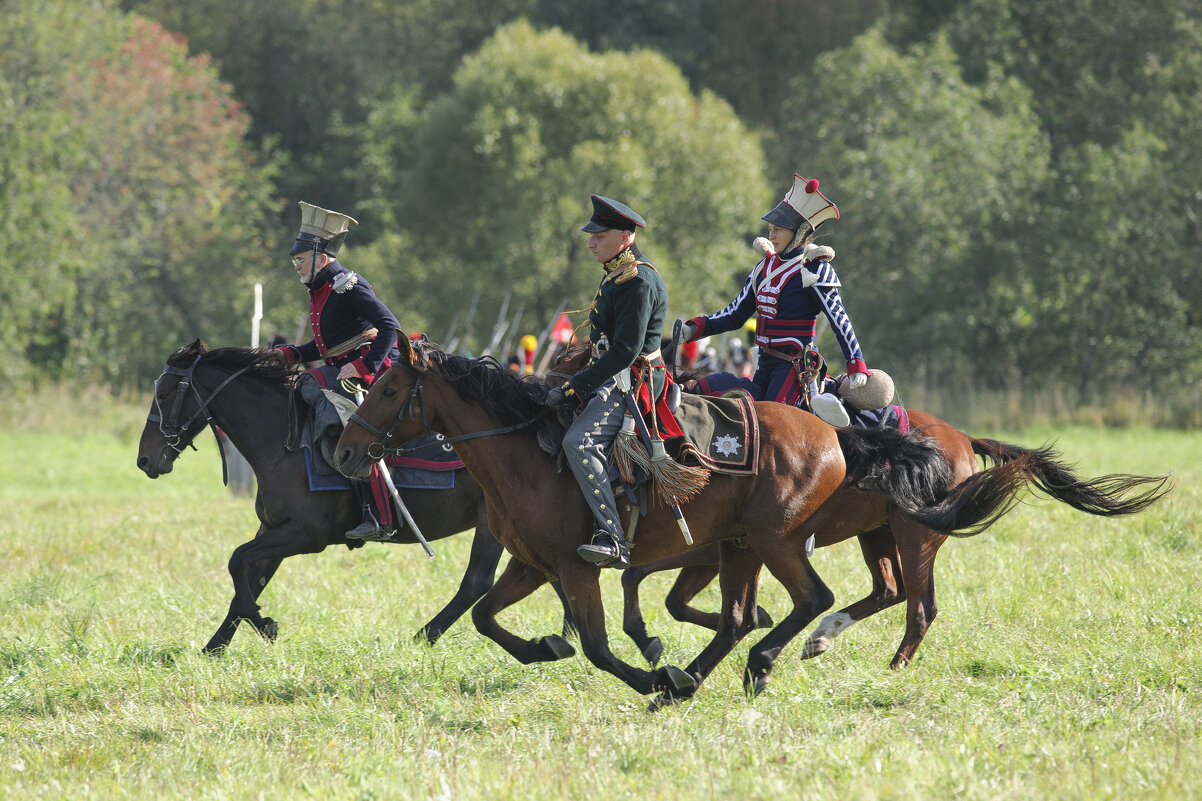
278 259 401 385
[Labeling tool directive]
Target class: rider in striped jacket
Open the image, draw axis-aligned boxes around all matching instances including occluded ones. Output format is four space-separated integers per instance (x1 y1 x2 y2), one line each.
682 175 872 426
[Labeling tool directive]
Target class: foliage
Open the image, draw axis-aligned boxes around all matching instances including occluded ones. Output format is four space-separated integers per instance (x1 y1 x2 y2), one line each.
362 21 769 350
8 0 1202 398
0 0 281 390
780 28 1051 386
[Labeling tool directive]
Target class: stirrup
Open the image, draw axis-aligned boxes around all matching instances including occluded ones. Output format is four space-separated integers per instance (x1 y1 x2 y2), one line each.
577 531 630 569
810 393 851 427
345 519 397 542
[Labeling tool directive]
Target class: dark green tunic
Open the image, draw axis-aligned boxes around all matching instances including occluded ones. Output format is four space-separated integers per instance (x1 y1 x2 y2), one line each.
566 246 668 399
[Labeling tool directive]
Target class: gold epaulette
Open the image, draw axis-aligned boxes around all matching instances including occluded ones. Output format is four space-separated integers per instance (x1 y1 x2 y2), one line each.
604 249 640 284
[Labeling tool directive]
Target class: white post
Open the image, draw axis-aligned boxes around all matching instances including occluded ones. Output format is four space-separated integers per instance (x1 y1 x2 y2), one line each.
251 283 263 348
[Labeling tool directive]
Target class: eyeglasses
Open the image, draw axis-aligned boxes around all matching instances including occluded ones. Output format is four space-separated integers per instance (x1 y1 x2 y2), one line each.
290 255 307 266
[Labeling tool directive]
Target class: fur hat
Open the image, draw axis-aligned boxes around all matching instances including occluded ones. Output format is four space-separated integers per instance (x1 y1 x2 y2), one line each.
839 369 896 410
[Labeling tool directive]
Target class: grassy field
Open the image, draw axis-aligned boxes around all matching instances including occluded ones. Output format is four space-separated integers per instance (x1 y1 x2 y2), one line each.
1 390 1199 800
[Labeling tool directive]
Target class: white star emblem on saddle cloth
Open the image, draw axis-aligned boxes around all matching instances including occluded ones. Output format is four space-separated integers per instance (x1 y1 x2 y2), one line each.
712 434 742 457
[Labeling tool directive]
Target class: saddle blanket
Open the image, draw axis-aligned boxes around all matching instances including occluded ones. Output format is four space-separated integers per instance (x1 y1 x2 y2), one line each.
668 390 760 476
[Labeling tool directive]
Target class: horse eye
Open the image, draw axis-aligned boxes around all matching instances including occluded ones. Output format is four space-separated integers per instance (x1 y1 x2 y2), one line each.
381 386 396 398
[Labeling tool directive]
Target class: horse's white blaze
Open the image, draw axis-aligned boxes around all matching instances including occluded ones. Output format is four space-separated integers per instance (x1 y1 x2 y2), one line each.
800 611 856 658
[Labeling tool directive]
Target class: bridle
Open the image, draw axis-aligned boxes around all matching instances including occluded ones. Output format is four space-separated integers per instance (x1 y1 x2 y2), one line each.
345 362 539 462
146 354 254 481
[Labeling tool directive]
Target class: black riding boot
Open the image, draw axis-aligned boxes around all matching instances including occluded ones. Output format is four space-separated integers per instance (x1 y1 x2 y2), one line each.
345 504 396 541
577 530 630 569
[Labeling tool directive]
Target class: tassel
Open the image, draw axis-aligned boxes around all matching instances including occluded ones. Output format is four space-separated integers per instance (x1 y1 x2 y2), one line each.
647 438 710 507
613 414 650 484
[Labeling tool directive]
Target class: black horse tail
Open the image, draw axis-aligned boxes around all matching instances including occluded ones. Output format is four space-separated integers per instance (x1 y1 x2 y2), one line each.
896 437 1171 538
839 431 1171 538
836 426 954 518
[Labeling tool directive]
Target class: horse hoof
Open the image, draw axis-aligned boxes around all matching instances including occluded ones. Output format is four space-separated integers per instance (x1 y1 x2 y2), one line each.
646 692 681 713
658 665 698 695
799 636 829 660
201 643 226 657
540 635 576 661
641 637 664 667
755 606 775 629
414 627 441 646
260 618 279 641
743 671 770 698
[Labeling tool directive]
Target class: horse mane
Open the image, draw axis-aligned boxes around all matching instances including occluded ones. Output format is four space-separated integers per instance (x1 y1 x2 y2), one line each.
418 342 551 427
168 338 296 387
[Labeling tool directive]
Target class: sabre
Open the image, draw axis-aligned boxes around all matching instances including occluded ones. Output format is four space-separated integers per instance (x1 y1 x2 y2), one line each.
355 389 436 559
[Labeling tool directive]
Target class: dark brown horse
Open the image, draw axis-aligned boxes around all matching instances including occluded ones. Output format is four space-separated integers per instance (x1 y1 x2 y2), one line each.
135 340 574 653
618 406 1171 670
334 335 1057 706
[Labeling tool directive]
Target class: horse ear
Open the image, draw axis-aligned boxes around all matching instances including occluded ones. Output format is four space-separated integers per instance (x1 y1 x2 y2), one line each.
397 331 421 367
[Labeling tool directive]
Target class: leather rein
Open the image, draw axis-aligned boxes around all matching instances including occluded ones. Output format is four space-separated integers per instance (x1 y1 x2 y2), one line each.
146 354 254 484
344 362 538 462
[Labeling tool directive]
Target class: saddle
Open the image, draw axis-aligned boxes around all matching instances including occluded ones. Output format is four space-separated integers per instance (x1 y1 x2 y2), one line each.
291 374 464 493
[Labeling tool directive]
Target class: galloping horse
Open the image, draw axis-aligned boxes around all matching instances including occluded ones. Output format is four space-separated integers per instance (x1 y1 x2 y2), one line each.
135 340 573 653
617 408 1171 669
548 346 1171 671
334 335 1054 706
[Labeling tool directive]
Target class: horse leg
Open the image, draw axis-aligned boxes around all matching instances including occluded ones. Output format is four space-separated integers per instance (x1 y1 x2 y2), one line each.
558 562 696 700
744 542 835 698
620 547 720 667
417 522 505 644
470 556 576 663
203 528 323 654
801 526 903 659
647 543 764 711
889 520 947 669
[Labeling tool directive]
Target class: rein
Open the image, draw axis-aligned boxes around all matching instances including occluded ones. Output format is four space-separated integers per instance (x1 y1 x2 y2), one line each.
345 364 539 461
147 354 255 484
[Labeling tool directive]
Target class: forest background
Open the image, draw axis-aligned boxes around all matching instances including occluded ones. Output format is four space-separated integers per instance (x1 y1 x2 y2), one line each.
3 0 1200 427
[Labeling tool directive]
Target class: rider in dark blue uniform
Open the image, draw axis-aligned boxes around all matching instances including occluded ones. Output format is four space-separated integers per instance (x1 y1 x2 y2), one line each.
274 202 403 541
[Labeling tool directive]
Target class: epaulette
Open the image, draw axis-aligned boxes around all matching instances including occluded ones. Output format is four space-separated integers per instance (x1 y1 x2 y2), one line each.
604 250 640 285
332 271 360 293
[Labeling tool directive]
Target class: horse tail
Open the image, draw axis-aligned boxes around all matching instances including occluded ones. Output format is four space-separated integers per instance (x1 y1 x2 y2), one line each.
836 426 954 518
968 437 1171 518
900 437 1171 538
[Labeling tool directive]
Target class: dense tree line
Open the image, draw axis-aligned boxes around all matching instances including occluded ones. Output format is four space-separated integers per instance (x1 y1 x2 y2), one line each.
3 0 1199 402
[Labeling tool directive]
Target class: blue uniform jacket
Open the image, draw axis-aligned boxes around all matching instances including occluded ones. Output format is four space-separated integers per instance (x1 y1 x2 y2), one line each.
280 260 401 382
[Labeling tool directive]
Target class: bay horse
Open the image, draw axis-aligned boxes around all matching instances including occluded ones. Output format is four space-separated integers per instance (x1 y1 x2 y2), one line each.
334 335 1055 707
135 340 574 653
617 407 1171 670
546 347 1169 671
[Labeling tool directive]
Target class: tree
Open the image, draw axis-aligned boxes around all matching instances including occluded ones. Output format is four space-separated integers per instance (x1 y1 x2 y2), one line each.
776 28 1051 387
357 21 770 350
0 1 281 388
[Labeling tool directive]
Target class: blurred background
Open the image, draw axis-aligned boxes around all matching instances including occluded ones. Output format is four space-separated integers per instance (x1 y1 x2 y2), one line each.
3 0 1199 428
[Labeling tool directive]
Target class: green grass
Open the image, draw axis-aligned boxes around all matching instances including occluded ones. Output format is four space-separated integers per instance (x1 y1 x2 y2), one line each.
0 395 1198 800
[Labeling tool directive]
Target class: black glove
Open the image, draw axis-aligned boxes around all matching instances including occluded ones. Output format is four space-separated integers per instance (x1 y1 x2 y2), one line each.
545 385 567 405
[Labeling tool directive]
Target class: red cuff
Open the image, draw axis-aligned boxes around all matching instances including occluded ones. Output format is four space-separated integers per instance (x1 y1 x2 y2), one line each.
351 357 372 382
279 345 300 367
686 316 707 341
847 359 871 376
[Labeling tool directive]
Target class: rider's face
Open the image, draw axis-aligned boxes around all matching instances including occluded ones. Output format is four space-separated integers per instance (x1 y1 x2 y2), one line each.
767 224 794 254
587 228 633 264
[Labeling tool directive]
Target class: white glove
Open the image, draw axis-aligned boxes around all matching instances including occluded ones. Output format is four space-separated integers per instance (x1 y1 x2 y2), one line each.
683 321 697 342
846 371 868 389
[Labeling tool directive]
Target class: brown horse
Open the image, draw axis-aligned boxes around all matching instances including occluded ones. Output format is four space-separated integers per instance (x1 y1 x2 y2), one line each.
617 405 1171 670
135 340 576 653
334 335 1066 706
